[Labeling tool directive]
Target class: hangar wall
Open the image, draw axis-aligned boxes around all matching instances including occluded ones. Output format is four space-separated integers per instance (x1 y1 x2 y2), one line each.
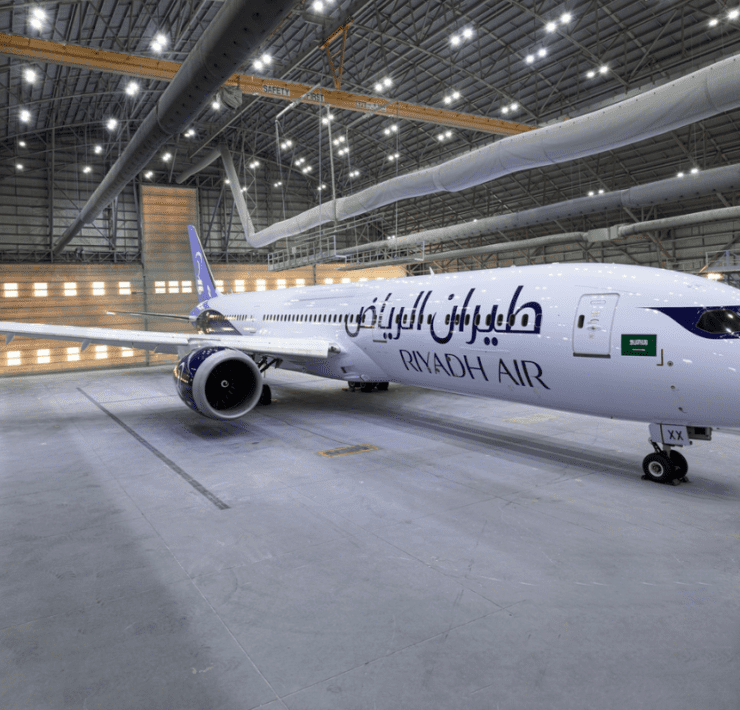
0 184 406 376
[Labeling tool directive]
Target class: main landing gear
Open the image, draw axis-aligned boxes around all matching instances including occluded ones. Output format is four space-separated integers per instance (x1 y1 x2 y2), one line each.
642 423 712 485
347 381 390 393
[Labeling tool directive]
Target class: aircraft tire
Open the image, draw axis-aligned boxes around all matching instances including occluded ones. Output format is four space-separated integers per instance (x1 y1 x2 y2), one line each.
258 383 272 406
360 383 375 393
642 453 676 483
377 382 389 391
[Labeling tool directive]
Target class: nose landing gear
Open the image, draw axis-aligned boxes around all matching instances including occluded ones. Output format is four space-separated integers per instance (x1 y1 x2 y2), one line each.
642 443 689 485
643 423 710 485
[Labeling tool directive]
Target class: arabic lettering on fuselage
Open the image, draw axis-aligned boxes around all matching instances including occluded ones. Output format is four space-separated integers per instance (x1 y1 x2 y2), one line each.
344 286 542 345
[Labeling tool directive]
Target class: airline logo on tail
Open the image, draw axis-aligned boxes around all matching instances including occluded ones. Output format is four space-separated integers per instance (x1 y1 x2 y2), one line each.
187 225 218 303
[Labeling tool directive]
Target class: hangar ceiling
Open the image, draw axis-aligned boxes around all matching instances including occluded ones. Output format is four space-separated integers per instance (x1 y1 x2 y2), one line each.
1 0 740 273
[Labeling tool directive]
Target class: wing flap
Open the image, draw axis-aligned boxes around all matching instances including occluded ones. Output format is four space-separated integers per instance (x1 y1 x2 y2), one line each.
0 322 338 360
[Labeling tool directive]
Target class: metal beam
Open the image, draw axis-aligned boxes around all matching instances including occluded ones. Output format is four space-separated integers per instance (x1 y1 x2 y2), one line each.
49 0 298 254
0 32 533 137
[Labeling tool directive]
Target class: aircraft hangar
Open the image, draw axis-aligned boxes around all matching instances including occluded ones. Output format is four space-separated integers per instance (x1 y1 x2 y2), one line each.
2 1 740 708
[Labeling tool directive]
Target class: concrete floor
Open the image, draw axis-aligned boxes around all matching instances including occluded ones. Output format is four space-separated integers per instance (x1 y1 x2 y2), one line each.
1 364 739 710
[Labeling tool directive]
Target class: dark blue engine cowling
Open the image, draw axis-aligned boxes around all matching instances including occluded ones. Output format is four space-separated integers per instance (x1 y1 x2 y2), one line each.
174 346 263 420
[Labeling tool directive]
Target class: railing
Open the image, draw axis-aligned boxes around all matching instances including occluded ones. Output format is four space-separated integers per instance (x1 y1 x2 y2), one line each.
705 250 740 272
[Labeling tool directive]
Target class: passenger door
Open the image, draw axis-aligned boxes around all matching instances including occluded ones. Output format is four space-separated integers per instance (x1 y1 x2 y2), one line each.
573 293 619 357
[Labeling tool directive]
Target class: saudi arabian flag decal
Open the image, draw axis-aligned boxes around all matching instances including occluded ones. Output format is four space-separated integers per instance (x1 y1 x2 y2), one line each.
621 334 657 356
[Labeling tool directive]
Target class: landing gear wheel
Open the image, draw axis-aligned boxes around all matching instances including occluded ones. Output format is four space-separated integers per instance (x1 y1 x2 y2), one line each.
642 453 676 484
258 383 272 406
360 383 375 393
376 382 389 391
668 450 689 482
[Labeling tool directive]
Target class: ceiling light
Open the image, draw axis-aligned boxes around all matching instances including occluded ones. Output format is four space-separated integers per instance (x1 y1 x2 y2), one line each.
729 9 740 19
588 191 594 197
501 106 509 115
274 181 283 187
510 102 518 111
144 171 154 179
374 82 383 92
525 54 535 64
538 48 547 58
709 17 719 27
452 91 460 99
94 144 103 154
24 68 37 83
463 28 473 39
691 167 699 174
586 69 596 78
16 163 23 171
155 33 168 47
598 188 604 194
383 77 393 87
106 117 118 131
253 59 264 71
249 160 261 169
443 95 452 105
20 109 31 123
18 140 26 148
599 64 608 74
212 99 221 110
445 130 452 138
125 81 139 96
561 12 572 23
82 166 92 174
677 171 684 178
162 152 172 162
545 21 557 32
224 179 230 185
32 7 46 20
184 129 195 138
450 35 461 47
437 133 445 141
312 0 324 11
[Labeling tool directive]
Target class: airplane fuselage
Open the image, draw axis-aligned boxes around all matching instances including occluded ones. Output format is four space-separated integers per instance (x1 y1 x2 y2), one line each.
192 263 740 428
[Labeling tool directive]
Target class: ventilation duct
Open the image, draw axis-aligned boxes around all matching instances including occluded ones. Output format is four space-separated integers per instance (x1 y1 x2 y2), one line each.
248 52 740 248
53 0 295 254
335 163 740 256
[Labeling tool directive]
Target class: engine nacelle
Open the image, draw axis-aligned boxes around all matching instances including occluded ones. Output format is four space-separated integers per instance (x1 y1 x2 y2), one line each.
174 347 263 420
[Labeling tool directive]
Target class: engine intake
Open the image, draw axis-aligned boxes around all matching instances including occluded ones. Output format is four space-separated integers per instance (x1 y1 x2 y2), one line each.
174 346 263 420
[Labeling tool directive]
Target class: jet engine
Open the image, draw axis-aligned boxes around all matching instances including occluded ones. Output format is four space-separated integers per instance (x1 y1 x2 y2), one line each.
174 346 263 420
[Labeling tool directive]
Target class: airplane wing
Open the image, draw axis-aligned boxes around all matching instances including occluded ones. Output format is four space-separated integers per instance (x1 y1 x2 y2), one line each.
0 321 339 360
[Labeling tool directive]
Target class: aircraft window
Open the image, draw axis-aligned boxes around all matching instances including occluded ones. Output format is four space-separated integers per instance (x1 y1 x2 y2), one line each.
521 314 529 327
577 315 585 329
475 314 480 326
403 314 408 325
486 314 491 326
508 314 515 327
396 314 400 324
455 314 460 326
427 314 432 325
445 314 450 325
497 313 504 327
697 309 740 334
465 314 470 326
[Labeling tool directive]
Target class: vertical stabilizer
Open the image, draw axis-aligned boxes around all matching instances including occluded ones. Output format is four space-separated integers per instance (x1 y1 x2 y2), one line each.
187 225 219 302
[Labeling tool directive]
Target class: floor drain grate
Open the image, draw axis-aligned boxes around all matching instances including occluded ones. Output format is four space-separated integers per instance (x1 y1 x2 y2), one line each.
319 443 379 458
505 413 557 425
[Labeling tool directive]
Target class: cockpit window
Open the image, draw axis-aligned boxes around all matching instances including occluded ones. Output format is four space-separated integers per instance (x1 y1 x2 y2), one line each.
696 309 740 334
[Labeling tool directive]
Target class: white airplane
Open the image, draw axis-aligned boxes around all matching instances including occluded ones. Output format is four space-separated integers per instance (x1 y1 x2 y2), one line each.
3 225 739 485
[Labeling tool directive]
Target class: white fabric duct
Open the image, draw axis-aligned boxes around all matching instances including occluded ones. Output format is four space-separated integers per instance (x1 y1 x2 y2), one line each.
248 53 740 248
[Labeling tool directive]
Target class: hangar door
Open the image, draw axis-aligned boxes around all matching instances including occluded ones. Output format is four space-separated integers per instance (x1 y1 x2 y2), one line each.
573 293 619 357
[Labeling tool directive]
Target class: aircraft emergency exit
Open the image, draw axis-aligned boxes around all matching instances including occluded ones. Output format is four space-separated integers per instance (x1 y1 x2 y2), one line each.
2 225 739 485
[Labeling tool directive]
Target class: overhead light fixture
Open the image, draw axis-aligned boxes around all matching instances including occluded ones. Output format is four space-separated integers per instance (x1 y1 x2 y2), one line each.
709 17 720 26
162 152 172 162
691 167 699 174
525 54 535 64
184 129 195 138
561 12 572 23
462 27 473 39
16 163 23 171
212 99 221 110
24 68 37 84
20 109 31 123
125 81 139 96
249 160 261 169
106 117 118 131
349 169 360 178
729 9 739 20
545 21 557 32
599 64 609 74
94 144 103 154
30 7 45 30
538 48 547 58
82 166 92 174
274 181 283 188
586 69 596 78
144 171 154 179
707 273 723 280
677 171 684 178
450 35 461 47
18 140 26 148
